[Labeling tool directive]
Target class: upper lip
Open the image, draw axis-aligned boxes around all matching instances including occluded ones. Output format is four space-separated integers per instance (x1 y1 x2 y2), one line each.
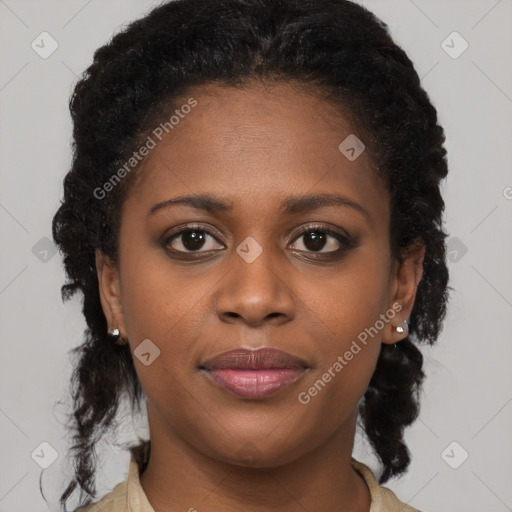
200 347 309 370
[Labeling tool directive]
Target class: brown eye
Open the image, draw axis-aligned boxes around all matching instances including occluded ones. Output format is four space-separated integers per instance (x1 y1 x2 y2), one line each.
289 228 349 253
166 226 224 253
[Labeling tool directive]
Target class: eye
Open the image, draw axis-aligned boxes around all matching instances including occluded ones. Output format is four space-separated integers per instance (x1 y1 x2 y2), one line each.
163 222 355 260
289 224 352 254
165 224 224 253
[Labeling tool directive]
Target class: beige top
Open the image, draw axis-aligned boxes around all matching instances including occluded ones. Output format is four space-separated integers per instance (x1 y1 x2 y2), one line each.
75 456 420 512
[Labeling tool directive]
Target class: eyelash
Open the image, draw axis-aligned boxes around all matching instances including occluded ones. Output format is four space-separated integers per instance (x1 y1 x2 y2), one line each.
163 223 356 261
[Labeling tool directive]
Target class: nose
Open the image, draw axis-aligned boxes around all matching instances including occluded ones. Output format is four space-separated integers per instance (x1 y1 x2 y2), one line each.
214 244 296 328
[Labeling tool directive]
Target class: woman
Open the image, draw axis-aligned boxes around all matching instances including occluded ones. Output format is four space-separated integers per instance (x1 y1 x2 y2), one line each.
52 0 450 510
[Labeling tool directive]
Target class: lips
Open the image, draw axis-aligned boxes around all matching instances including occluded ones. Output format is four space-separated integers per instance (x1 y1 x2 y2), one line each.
200 348 309 399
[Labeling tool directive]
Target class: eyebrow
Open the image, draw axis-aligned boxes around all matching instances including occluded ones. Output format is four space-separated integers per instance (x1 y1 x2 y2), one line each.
147 193 372 225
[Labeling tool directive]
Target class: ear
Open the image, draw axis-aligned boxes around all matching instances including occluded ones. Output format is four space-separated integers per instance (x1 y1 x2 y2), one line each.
95 248 127 340
382 239 425 344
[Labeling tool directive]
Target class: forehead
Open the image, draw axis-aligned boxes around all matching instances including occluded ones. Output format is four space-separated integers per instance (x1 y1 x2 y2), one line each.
123 81 387 223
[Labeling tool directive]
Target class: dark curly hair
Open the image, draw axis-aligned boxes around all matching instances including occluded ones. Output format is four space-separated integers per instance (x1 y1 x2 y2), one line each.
51 0 450 509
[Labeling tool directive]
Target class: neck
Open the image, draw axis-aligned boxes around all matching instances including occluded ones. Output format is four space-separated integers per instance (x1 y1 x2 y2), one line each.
139 403 371 512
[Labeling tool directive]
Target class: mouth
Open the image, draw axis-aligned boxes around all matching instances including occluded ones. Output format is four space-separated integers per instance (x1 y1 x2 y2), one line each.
199 347 310 399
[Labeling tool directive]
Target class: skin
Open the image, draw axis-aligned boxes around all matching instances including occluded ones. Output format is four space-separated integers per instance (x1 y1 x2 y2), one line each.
96 81 424 512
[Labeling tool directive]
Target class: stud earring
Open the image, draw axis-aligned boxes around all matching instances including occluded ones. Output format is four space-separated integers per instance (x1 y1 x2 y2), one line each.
108 327 126 345
394 320 409 336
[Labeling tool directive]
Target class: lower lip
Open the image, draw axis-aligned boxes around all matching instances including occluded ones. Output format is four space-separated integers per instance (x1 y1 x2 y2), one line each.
203 368 306 399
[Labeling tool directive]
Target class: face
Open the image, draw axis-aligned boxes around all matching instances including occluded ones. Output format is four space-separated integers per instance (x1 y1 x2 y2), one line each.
97 81 424 468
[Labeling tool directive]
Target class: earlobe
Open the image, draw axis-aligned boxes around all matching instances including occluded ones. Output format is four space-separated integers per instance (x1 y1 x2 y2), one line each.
382 305 409 344
382 240 425 345
95 249 127 341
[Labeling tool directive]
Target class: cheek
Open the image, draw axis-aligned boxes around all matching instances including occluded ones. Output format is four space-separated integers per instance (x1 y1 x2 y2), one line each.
295 251 391 403
118 254 207 414
119 243 202 341
301 254 391 346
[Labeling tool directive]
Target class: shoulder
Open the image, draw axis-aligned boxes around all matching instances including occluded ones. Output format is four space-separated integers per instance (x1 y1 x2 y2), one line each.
73 448 155 512
351 458 422 512
74 479 128 512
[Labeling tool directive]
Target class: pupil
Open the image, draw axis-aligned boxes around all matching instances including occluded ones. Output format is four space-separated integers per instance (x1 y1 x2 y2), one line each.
183 231 205 250
304 231 326 251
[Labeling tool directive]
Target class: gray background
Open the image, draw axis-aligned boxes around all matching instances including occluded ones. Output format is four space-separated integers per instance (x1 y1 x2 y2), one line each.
1 0 511 511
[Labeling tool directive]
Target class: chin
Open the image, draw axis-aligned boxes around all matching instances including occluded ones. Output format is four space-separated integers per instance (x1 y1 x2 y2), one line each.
201 433 311 470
